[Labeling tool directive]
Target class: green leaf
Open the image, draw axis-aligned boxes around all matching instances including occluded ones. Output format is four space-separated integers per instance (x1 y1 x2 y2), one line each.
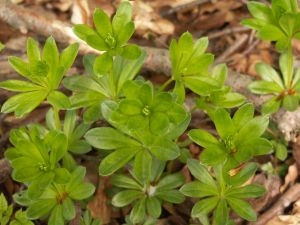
1 90 47 117
256 63 283 88
42 37 59 76
8 56 33 79
112 190 143 207
99 147 140 175
274 141 288 161
191 197 219 217
26 199 56 219
27 172 54 199
93 53 113 76
47 90 70 109
186 159 216 186
60 43 79 74
247 1 273 22
73 24 97 41
62 197 75 220
110 174 142 189
69 182 95 200
279 13 297 37
283 95 298 111
156 173 184 191
213 108 235 139
93 8 112 39
188 129 219 149
248 80 283 94
149 138 180 161
258 24 286 41
236 116 269 142
200 146 227 166
149 112 169 135
184 76 219 96
133 150 152 183
112 2 132 35
0 80 42 92
212 64 227 84
48 205 64 225
228 162 258 186
261 96 281 115
213 199 229 225
180 181 218 198
233 103 254 130
226 184 265 199
121 44 141 59
130 198 146 224
47 131 68 164
227 197 257 221
146 197 161 218
86 34 109 51
27 37 41 63
116 21 135 46
85 127 140 150
155 190 185 204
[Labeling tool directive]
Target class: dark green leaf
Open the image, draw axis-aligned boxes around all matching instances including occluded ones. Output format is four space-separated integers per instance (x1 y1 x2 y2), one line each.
191 197 218 217
130 198 146 224
48 205 64 225
227 197 257 221
146 197 161 218
155 190 185 204
110 174 142 189
85 127 140 150
62 197 75 220
99 147 140 175
233 103 254 130
180 181 218 198
150 138 180 161
156 173 184 191
112 190 143 207
186 159 216 186
226 184 265 199
213 199 229 225
228 162 258 186
133 150 152 183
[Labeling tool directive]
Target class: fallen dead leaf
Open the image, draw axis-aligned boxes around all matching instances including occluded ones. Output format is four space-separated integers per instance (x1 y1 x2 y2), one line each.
133 1 174 36
87 177 112 224
280 164 298 192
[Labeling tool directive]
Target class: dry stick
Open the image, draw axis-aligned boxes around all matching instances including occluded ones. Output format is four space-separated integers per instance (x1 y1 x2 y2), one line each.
1 1 300 142
160 0 211 16
248 183 300 225
214 34 248 64
207 27 250 40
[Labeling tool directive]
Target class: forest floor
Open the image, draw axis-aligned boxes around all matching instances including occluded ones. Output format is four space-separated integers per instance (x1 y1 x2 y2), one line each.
0 0 300 225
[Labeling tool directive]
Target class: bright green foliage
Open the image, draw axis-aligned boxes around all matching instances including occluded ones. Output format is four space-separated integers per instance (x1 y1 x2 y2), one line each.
84 80 190 176
188 104 272 170
0 37 78 117
241 0 300 51
180 160 265 225
73 1 141 75
0 193 33 225
111 165 185 224
249 54 300 113
63 51 146 123
5 126 69 199
46 109 92 154
169 32 245 109
15 167 94 225
80 210 101 225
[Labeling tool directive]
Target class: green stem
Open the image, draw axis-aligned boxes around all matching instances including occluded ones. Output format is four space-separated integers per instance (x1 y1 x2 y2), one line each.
53 107 61 130
286 44 294 88
159 78 173 91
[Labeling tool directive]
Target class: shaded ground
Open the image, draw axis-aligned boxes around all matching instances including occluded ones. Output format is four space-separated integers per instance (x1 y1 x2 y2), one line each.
0 0 300 225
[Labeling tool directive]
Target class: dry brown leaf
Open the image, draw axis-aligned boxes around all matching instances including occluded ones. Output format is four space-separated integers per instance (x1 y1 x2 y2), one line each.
266 200 300 225
280 164 298 192
87 177 111 224
133 1 174 36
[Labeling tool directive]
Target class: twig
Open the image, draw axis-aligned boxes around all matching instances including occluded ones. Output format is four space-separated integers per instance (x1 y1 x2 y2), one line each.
248 183 300 225
215 34 248 64
206 27 250 39
160 0 211 17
